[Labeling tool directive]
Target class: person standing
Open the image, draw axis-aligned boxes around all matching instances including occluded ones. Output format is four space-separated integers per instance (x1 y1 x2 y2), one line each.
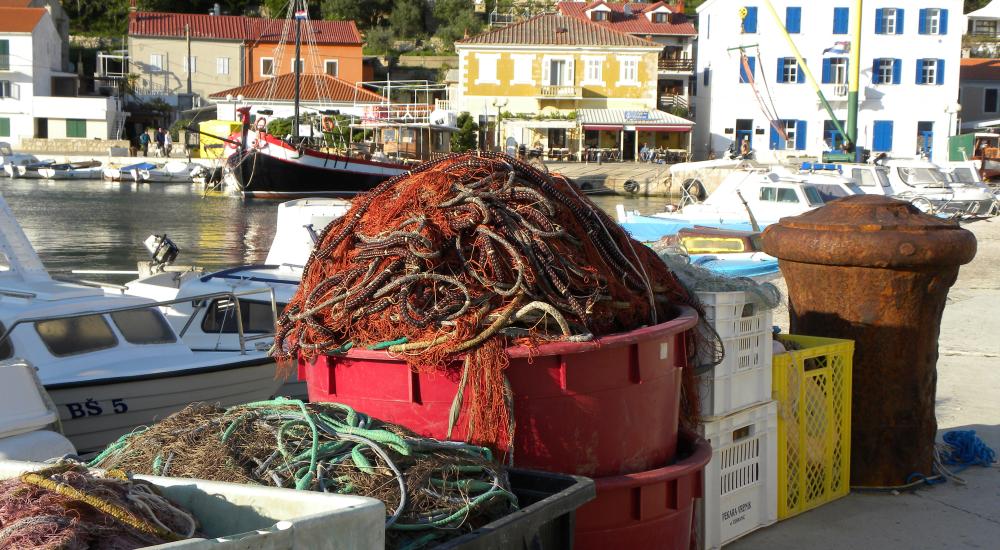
138 130 150 156
154 127 166 156
163 131 173 157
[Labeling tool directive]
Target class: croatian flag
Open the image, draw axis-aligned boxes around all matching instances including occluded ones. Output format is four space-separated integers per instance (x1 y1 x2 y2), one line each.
294 8 308 19
823 41 851 55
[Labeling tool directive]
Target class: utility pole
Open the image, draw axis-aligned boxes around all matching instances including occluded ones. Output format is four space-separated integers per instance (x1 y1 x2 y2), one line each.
185 24 192 96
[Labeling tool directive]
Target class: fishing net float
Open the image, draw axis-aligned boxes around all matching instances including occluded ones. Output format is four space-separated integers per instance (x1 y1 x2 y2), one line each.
89 399 517 545
273 152 713 450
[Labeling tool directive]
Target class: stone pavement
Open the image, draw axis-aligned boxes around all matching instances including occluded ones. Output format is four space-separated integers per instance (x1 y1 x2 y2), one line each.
732 217 1000 550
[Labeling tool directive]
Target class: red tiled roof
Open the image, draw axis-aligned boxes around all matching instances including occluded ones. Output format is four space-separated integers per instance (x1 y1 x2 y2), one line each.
961 58 1000 81
209 73 384 103
0 7 45 32
129 11 361 44
557 1 696 36
458 12 658 47
0 1 33 7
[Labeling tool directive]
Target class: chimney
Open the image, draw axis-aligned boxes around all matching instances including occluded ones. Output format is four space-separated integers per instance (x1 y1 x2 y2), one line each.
675 1 685 15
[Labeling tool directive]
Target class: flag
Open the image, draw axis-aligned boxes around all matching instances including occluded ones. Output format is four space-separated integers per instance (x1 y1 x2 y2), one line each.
823 41 851 55
294 9 308 19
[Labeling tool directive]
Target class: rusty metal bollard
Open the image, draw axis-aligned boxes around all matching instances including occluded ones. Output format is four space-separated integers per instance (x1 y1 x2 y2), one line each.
762 195 977 488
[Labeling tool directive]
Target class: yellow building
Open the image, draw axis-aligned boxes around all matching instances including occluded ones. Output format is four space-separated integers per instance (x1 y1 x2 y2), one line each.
454 12 693 161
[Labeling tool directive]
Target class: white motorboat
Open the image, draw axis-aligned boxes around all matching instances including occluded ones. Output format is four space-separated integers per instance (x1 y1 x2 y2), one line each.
0 359 76 461
138 160 203 183
0 143 40 178
884 159 995 215
4 159 56 179
0 192 283 453
36 160 103 180
122 198 351 400
103 162 157 182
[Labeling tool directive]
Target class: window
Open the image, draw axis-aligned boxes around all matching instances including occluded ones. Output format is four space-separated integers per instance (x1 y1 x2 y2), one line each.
652 12 668 23
778 58 801 83
260 57 274 77
786 7 801 33
618 56 639 85
919 8 947 35
759 187 777 201
583 57 603 85
917 59 945 85
548 58 566 85
873 58 899 85
591 10 609 22
825 120 846 150
216 57 230 75
182 55 197 74
833 7 850 34
110 309 177 345
985 88 998 113
201 298 280 334
873 120 894 152
294 58 304 72
769 120 805 150
822 57 848 84
742 6 758 33
703 67 710 87
973 20 998 36
739 56 756 83
66 119 86 138
0 117 8 137
777 188 800 203
876 7 903 35
36 315 118 357
0 40 8 71
760 187 801 203
150 53 164 71
917 121 934 156
512 55 533 85
324 59 338 77
852 168 877 187
476 53 499 85
0 80 11 98
803 186 824 206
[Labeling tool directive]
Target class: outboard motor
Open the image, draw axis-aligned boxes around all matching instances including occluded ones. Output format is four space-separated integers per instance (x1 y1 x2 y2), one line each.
144 234 180 268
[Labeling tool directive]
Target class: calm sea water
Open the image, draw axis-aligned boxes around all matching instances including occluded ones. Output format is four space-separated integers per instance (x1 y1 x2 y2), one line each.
2 180 671 281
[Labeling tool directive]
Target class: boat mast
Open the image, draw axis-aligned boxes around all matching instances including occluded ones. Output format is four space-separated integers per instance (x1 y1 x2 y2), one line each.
293 0 303 142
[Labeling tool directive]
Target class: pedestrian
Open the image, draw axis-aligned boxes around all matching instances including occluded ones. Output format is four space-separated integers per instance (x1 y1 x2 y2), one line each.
154 127 166 157
163 131 173 157
639 142 651 162
138 130 150 157
739 137 751 159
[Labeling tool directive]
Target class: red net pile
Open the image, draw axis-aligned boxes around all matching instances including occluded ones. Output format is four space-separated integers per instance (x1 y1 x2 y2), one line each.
274 152 699 451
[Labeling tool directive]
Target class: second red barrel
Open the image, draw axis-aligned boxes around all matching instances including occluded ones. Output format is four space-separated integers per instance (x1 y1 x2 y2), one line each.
301 306 698 478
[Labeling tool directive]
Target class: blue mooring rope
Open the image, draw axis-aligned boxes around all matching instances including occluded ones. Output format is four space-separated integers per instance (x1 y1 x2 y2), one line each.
941 430 997 470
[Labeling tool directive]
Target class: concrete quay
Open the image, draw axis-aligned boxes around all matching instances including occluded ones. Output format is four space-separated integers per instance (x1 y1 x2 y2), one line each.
734 217 1000 550
546 160 678 196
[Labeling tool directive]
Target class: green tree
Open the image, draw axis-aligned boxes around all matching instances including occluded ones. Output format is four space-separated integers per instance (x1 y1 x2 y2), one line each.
364 26 395 55
967 0 991 13
65 0 133 36
432 0 482 49
321 0 391 29
388 0 427 39
267 117 294 137
451 112 479 153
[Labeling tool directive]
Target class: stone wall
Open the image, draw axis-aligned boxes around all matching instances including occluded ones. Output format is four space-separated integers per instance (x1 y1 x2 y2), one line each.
397 55 458 69
19 138 132 155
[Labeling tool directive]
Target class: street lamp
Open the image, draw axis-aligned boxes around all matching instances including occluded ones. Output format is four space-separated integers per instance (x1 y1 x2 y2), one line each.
491 98 508 152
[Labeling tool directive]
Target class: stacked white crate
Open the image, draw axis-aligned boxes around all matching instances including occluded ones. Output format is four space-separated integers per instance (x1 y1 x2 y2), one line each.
696 291 777 549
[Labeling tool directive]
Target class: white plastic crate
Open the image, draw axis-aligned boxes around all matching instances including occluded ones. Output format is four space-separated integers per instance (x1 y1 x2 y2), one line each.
699 401 778 549
696 291 773 418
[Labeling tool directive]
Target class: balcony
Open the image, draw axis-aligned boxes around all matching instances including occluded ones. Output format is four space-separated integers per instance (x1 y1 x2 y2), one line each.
539 85 581 98
658 58 695 73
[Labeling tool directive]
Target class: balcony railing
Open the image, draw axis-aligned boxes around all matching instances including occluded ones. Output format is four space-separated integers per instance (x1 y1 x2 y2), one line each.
658 58 694 72
660 93 689 109
434 99 455 111
539 85 580 98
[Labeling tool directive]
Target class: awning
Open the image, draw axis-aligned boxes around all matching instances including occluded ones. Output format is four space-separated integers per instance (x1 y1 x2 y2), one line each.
638 125 692 132
577 108 694 131
582 125 623 131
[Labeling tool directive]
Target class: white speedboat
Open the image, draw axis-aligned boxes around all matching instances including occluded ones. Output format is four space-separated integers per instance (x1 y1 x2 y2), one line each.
103 162 157 182
122 198 351 400
36 160 103 180
884 159 995 215
0 192 282 453
4 159 56 179
0 143 40 178
139 161 203 183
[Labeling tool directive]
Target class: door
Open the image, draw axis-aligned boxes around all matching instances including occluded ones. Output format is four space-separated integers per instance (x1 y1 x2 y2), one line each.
917 121 933 157
549 59 565 86
736 119 754 151
623 130 636 161
824 120 847 151
34 118 48 139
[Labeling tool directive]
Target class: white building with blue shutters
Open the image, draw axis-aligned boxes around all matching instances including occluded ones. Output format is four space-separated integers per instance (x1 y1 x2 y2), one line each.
691 0 963 164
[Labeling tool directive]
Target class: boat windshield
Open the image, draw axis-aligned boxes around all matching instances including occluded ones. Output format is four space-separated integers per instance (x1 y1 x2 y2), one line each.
896 167 949 187
803 185 825 206
947 167 979 184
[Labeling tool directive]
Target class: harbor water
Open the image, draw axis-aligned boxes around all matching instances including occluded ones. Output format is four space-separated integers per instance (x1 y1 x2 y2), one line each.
2 180 671 279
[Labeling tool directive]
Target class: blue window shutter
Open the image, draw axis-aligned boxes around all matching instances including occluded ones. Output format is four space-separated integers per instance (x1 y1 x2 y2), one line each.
918 8 927 34
703 68 710 86
822 58 832 84
897 9 904 34
745 7 758 33
875 8 884 33
872 58 880 83
796 120 807 150
916 59 924 84
833 7 849 34
777 59 785 83
873 121 894 152
892 58 901 84
786 7 801 33
749 56 756 78
770 125 781 150
937 59 945 85
941 9 949 34
798 60 805 83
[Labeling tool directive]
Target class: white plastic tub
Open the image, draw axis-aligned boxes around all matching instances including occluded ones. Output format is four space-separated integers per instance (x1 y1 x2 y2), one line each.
0 460 385 549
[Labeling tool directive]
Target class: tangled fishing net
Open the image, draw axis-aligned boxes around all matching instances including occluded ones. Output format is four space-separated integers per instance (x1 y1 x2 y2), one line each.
273 152 709 449
0 462 196 549
90 399 516 547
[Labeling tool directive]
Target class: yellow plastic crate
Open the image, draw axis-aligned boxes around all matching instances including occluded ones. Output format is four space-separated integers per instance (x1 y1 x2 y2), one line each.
772 334 853 519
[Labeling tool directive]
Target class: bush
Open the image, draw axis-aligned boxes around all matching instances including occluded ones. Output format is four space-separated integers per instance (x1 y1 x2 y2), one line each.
451 112 478 153
267 117 293 137
168 118 193 141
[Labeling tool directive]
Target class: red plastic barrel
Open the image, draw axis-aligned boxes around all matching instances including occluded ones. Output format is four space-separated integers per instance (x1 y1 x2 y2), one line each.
574 431 711 550
301 306 698 477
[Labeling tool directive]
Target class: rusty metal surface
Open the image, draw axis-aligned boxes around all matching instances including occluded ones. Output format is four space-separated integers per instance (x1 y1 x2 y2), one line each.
763 195 977 487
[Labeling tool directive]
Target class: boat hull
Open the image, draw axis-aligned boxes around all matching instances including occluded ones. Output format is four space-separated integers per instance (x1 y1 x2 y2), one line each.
47 357 282 453
229 147 405 199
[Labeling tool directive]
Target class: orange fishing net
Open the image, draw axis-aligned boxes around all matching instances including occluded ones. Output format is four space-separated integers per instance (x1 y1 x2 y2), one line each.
273 152 702 451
